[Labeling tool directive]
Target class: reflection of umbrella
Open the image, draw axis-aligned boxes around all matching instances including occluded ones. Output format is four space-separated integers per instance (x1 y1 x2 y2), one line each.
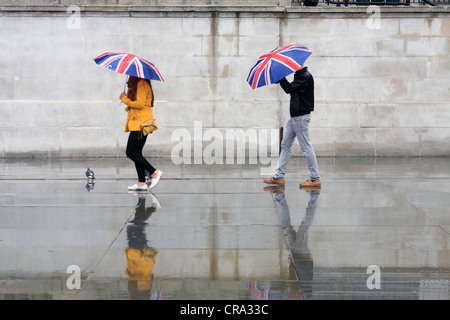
93 52 164 81
247 44 311 89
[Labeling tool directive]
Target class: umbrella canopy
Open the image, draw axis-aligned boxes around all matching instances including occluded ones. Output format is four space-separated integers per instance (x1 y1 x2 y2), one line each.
247 44 311 89
93 52 164 81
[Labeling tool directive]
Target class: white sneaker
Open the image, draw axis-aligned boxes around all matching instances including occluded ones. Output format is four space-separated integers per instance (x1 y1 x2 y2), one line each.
149 170 163 189
128 183 148 191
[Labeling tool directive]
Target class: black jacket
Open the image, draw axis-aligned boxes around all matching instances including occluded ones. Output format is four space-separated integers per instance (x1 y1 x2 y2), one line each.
279 67 314 118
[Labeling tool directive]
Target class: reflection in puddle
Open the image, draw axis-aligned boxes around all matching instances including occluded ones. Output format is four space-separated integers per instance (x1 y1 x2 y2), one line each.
125 193 162 300
265 185 320 300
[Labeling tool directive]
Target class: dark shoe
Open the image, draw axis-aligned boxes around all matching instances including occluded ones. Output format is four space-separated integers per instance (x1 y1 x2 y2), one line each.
263 177 285 185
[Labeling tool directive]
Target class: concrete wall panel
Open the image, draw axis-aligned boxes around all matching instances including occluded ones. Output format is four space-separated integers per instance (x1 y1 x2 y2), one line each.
0 5 449 158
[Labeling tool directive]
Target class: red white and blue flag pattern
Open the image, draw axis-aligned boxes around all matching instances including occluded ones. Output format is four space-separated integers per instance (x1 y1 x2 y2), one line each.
248 281 269 300
94 52 164 81
247 44 311 89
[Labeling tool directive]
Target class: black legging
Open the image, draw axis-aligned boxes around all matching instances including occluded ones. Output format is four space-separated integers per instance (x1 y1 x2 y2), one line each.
126 131 156 183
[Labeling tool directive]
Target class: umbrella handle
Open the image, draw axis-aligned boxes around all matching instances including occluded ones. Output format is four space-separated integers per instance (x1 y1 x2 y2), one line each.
123 75 129 93
118 76 129 107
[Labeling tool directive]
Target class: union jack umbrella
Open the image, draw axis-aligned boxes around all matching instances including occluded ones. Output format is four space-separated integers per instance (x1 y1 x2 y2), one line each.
93 52 164 81
247 44 311 89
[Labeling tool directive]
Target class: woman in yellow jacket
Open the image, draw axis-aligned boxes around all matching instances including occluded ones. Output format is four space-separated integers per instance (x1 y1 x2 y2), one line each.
120 76 163 191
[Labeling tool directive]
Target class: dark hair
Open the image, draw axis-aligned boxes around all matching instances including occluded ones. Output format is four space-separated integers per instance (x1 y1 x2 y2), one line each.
126 76 154 107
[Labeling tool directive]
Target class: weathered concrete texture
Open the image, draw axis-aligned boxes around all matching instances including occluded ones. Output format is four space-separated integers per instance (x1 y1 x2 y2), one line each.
0 5 449 158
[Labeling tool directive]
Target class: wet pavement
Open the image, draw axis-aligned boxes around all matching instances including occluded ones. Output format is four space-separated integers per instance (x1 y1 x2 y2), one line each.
0 156 449 300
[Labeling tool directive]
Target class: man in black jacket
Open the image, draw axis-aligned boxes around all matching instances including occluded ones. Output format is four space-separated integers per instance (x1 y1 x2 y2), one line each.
264 67 321 188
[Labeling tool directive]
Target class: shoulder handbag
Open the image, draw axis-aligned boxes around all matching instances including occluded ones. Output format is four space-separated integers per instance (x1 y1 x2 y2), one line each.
132 108 158 140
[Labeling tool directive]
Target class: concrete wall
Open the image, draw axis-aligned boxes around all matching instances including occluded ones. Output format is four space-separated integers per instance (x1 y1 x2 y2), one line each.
0 4 449 158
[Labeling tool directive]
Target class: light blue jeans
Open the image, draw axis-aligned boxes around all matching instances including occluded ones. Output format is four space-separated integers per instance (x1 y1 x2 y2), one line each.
274 114 320 181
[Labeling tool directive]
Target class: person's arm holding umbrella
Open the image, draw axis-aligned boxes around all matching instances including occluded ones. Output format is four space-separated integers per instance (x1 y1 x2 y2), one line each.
278 67 310 95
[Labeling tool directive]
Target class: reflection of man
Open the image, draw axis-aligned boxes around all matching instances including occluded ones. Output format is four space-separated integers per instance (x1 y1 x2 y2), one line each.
264 185 320 300
125 193 160 299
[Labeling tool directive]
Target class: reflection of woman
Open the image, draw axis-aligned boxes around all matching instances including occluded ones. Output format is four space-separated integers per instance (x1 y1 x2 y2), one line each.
125 194 160 299
120 76 163 191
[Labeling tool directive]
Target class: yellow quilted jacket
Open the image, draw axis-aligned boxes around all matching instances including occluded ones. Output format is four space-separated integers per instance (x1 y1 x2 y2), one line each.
121 79 155 132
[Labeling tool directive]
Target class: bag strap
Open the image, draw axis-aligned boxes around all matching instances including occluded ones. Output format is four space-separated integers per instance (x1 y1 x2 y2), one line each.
132 108 142 126
131 109 143 140
132 108 154 126
132 108 154 140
